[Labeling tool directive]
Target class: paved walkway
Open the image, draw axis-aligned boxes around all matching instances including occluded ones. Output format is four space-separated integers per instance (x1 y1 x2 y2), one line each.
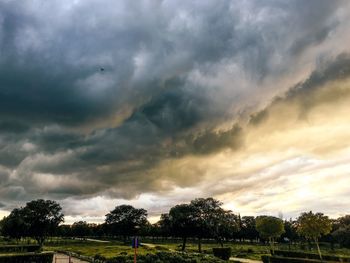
53 253 89 263
230 257 262 263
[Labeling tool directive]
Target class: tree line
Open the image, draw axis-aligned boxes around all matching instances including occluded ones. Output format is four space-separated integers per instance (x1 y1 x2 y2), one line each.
1 197 349 257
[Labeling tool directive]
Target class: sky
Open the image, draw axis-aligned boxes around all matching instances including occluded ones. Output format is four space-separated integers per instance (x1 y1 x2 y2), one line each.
1 0 350 224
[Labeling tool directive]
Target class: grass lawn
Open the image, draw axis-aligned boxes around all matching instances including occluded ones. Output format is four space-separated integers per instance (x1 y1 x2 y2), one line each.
42 238 350 261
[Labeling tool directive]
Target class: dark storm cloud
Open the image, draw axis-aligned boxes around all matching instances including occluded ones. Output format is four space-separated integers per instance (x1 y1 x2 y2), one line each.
0 0 349 209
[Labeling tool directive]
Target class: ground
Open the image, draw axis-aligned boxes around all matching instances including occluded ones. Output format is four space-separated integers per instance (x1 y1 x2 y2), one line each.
43 238 350 261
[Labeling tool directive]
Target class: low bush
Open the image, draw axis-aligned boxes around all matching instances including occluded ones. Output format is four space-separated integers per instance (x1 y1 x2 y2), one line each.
261 255 338 263
273 250 350 262
106 251 225 263
0 252 53 263
212 247 232 260
0 245 40 253
94 253 107 261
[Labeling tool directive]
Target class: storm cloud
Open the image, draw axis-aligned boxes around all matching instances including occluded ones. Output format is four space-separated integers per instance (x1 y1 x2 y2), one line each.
0 0 350 220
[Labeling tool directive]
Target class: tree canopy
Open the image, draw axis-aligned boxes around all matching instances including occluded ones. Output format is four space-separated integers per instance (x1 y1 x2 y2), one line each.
105 204 148 241
297 211 332 260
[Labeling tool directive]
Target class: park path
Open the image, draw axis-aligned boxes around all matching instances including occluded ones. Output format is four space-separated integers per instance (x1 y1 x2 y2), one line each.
230 257 262 263
53 253 89 263
85 238 110 243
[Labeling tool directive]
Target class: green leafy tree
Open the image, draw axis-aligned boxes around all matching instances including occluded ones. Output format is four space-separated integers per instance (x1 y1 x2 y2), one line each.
241 216 259 242
22 199 64 247
297 211 332 261
71 221 91 238
0 208 28 241
215 210 240 247
105 205 148 242
256 216 285 253
190 198 225 253
168 204 197 251
332 225 350 248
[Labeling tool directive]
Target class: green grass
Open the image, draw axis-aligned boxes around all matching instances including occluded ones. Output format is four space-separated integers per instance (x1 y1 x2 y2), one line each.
2 237 350 261
44 239 159 259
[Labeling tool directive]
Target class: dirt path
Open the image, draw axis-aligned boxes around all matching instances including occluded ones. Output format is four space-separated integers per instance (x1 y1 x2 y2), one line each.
53 253 89 263
230 257 262 263
85 238 110 243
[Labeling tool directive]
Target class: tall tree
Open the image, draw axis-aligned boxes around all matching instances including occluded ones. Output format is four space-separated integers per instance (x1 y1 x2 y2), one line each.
22 199 64 247
256 216 285 253
241 216 259 242
71 221 91 238
168 204 196 251
0 208 28 241
297 211 332 261
190 197 226 253
105 205 148 242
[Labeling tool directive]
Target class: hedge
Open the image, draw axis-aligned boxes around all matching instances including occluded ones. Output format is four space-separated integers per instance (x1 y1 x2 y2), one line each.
0 252 53 263
273 250 350 262
212 247 232 260
0 245 40 253
105 251 226 263
262 255 338 263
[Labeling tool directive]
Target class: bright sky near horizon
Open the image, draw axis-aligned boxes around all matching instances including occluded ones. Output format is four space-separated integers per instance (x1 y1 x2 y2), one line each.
1 0 350 224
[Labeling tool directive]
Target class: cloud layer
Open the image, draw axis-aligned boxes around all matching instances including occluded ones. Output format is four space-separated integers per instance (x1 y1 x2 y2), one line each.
0 0 350 221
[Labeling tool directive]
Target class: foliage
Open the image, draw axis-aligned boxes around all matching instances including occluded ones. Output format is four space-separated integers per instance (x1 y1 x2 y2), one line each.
0 245 40 253
71 221 92 237
0 252 53 263
240 216 259 241
168 204 197 251
297 211 332 240
0 209 27 240
212 247 232 260
333 225 350 248
297 211 331 261
23 199 64 247
256 216 285 253
273 250 350 262
0 199 64 247
105 251 226 263
105 205 148 240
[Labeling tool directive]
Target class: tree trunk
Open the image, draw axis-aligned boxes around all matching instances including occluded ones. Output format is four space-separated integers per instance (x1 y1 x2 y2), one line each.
198 237 202 253
315 237 323 262
181 236 187 251
270 237 275 254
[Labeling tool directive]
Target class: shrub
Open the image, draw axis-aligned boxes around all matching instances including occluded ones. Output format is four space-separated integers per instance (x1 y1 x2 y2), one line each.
0 245 40 253
94 253 107 261
273 250 350 262
0 252 53 263
212 247 232 260
107 251 225 263
261 255 270 263
262 255 330 263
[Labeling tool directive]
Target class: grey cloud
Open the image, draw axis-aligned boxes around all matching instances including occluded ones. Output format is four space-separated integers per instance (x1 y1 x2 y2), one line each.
0 0 349 213
249 53 350 126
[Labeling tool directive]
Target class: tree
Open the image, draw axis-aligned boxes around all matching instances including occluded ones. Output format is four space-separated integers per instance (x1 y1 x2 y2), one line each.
241 216 259 242
22 199 64 247
256 216 285 253
190 198 226 253
0 208 28 241
332 225 350 248
158 213 172 238
215 210 240 247
71 221 91 238
297 211 332 261
168 204 197 251
105 205 148 242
